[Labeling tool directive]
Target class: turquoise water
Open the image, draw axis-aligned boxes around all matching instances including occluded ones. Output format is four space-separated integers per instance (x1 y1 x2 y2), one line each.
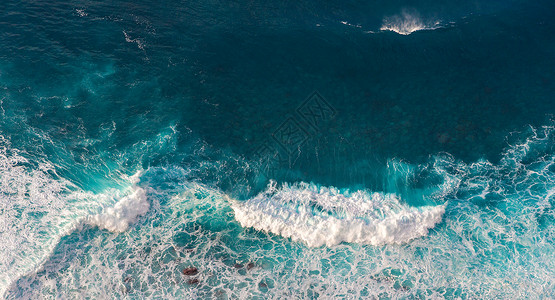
1 0 555 298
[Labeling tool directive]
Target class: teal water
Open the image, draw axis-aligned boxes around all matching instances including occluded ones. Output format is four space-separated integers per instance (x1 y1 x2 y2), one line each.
1 0 555 298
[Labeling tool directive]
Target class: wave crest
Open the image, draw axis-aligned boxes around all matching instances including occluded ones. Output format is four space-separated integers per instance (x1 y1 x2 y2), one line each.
0 137 149 297
381 10 441 35
85 186 149 233
232 181 446 247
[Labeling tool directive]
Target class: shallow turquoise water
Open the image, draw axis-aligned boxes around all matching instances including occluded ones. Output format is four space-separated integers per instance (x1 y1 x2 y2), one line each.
1 0 555 298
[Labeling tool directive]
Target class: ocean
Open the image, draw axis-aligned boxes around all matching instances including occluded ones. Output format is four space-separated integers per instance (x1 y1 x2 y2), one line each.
1 0 555 298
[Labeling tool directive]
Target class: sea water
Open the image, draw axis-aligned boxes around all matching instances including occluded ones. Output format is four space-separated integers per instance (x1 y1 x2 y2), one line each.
1 0 555 298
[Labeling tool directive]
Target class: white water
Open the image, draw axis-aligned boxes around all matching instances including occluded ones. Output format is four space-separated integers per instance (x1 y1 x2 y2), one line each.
7 121 555 298
0 137 149 297
4 123 555 298
232 181 446 247
381 10 442 35
85 172 150 233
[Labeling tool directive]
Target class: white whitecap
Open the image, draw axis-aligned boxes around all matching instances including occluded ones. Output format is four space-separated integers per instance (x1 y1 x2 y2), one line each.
340 20 362 28
85 185 149 233
232 181 446 247
380 10 442 35
123 31 145 50
0 137 148 297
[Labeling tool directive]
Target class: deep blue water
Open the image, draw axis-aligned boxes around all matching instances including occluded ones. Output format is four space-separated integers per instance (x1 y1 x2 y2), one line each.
1 0 555 298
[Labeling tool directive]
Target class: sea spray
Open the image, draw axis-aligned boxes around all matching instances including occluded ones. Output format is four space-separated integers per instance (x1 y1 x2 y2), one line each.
381 9 442 35
85 171 150 232
232 181 446 247
0 141 149 297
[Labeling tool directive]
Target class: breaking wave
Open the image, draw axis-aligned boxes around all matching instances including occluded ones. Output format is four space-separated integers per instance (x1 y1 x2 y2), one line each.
0 137 149 297
381 10 442 35
3 121 555 298
232 181 446 247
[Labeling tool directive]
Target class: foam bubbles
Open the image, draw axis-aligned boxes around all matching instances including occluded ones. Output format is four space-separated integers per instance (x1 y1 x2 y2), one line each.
4 122 555 299
0 137 149 297
123 31 145 50
232 181 446 247
84 170 150 232
0 137 89 297
85 186 149 232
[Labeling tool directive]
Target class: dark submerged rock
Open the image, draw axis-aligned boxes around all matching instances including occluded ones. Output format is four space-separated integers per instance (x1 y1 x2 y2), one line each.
182 267 198 276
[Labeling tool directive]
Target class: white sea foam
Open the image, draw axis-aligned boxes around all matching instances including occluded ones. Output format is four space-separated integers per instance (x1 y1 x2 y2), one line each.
8 122 555 300
340 20 362 28
380 10 441 35
75 9 88 17
232 181 446 247
123 31 145 50
0 137 82 297
0 137 149 297
85 185 149 233
84 171 150 233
